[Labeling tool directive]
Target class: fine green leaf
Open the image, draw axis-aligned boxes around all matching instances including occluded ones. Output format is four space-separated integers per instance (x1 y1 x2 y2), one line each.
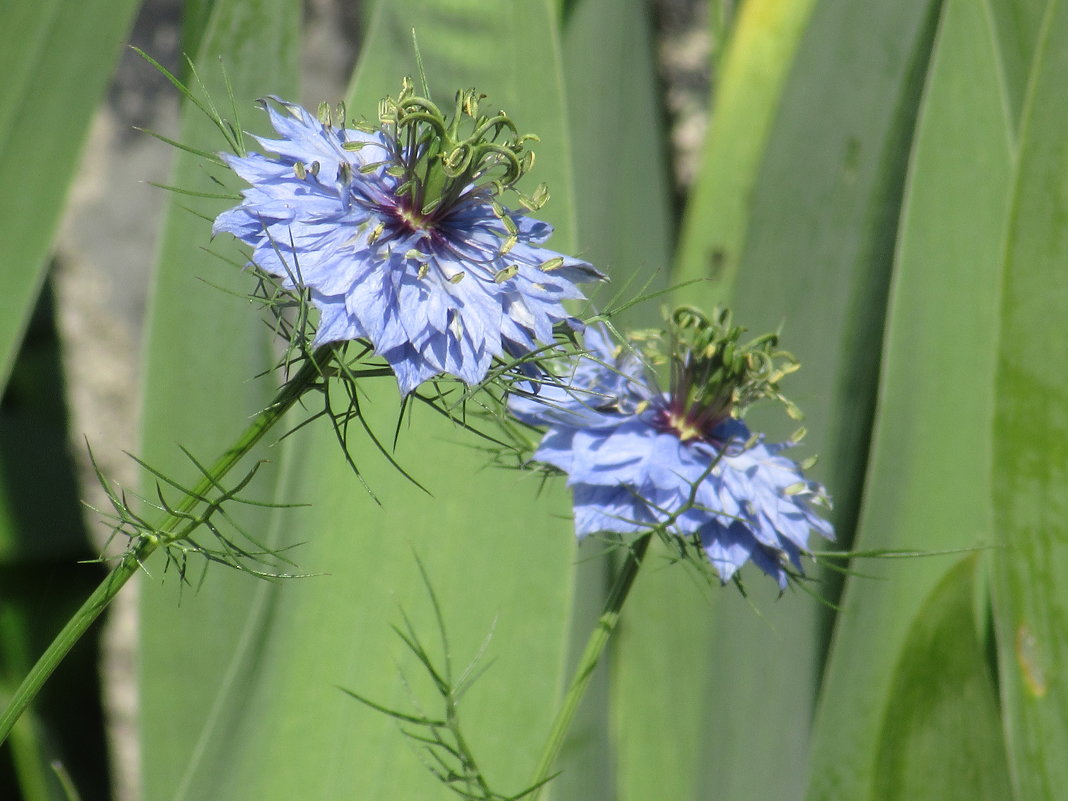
0 0 143 392
135 1 301 800
873 557 1011 801
805 0 1013 798
992 0 1068 795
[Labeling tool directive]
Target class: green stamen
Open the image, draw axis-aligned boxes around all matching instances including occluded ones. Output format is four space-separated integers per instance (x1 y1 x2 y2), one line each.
376 78 543 228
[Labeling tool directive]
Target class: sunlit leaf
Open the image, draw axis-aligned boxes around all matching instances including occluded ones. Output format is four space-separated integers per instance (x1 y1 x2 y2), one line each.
136 1 300 799
149 4 580 799
874 557 1011 801
991 1 1068 795
806 1 1013 798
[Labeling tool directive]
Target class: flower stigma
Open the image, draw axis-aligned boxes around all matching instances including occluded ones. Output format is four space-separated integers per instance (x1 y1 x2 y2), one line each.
645 306 801 446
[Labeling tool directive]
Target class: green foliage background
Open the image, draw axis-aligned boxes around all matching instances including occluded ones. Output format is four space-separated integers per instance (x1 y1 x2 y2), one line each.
2 0 1066 799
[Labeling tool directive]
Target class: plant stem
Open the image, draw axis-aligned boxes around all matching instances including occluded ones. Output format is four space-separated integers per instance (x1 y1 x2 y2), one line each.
0 349 332 745
527 532 653 799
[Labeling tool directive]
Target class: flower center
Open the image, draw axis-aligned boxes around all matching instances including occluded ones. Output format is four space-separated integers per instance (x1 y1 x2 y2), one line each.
641 306 802 444
653 398 729 445
393 197 433 233
659 409 706 443
368 78 548 241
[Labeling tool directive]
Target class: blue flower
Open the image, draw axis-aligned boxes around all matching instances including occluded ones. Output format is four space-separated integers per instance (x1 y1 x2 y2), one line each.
213 86 602 395
510 319 833 587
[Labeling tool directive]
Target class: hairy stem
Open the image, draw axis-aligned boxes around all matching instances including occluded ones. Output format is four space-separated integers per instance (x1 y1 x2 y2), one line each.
0 348 333 745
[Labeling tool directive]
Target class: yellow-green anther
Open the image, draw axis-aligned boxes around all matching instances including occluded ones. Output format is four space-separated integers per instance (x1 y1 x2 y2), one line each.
337 162 352 184
404 249 426 261
499 235 518 256
334 102 346 125
449 271 466 284
368 222 385 245
539 257 565 272
502 215 518 236
294 161 307 179
317 101 330 125
494 265 519 283
310 160 321 177
417 263 429 279
342 140 367 151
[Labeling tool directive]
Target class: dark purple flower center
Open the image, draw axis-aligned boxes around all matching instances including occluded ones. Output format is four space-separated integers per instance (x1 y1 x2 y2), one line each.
651 396 730 445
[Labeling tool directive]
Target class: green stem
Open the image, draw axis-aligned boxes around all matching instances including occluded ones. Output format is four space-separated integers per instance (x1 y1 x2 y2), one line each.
527 532 653 800
0 348 333 745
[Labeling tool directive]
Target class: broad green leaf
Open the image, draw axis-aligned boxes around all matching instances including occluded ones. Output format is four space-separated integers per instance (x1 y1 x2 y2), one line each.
136 2 300 800
985 0 1053 126
611 541 724 801
874 557 1011 800
1 290 109 800
152 4 580 799
1 564 110 801
163 403 577 801
560 0 674 321
673 0 818 306
0 290 87 563
678 1 944 799
992 1 1068 795
805 0 1012 798
0 0 142 392
555 3 675 799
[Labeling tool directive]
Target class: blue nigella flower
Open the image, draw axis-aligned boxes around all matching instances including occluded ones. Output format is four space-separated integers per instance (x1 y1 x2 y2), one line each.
510 311 833 587
213 81 602 395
